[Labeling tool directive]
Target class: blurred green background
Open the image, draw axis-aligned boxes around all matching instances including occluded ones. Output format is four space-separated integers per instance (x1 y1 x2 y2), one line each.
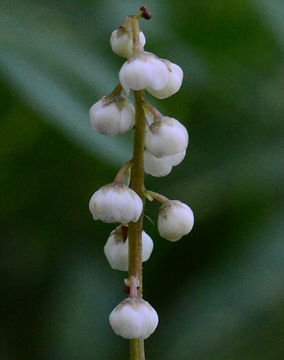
1 0 283 359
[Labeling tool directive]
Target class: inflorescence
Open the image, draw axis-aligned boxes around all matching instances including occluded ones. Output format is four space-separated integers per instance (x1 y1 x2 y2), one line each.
88 7 194 341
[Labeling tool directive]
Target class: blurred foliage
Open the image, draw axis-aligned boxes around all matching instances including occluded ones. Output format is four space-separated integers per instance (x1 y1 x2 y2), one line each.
1 0 283 359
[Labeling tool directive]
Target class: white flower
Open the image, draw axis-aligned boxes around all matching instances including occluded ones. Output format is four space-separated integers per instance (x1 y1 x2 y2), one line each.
166 150 186 166
145 116 188 157
144 150 186 177
119 52 168 93
89 184 143 223
109 298 159 339
147 60 183 99
89 97 135 136
158 200 194 241
110 28 146 58
104 225 154 271
144 150 172 177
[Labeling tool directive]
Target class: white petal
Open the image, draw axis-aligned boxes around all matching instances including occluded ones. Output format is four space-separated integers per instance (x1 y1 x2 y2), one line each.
145 117 188 157
144 150 172 177
109 298 158 339
165 150 186 166
119 102 135 133
119 52 169 92
89 184 143 224
89 98 135 136
148 58 169 90
158 200 194 241
110 30 146 58
147 61 183 99
119 59 153 92
104 226 153 271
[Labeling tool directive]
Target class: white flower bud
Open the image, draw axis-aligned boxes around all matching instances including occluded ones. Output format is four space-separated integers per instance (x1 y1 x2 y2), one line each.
89 97 135 136
145 116 188 157
110 28 146 58
119 52 169 93
89 184 143 223
147 60 183 99
166 150 186 166
158 200 194 241
144 150 186 177
144 150 172 177
109 298 159 339
104 225 154 271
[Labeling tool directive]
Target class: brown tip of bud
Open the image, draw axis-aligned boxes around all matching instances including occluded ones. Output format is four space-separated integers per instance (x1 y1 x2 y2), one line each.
140 6 152 19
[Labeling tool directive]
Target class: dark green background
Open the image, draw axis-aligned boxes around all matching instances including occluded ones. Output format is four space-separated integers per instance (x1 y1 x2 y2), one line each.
1 0 283 359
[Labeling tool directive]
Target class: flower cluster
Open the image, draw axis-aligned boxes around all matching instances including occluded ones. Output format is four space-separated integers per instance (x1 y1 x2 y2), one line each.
88 7 194 342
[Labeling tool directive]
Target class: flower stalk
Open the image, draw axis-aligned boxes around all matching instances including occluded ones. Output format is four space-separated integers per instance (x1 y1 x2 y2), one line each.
128 90 146 293
143 101 163 120
128 90 146 360
109 83 123 97
127 13 147 359
114 160 133 184
144 190 169 204
130 339 145 360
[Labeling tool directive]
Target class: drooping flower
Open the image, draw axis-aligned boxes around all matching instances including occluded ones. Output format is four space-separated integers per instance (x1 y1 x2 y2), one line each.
166 150 186 166
147 60 183 99
89 96 135 136
109 297 159 339
104 225 154 271
119 52 169 93
110 27 146 58
89 184 143 223
158 200 194 241
144 150 172 177
145 116 188 157
144 150 186 177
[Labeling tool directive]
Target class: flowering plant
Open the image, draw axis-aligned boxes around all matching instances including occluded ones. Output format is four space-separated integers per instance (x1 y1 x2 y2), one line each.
88 6 194 359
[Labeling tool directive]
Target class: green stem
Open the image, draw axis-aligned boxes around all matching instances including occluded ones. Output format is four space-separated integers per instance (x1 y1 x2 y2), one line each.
109 83 123 97
130 339 145 360
144 190 169 204
113 160 133 184
131 14 141 53
127 10 150 360
142 101 163 120
128 89 146 360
